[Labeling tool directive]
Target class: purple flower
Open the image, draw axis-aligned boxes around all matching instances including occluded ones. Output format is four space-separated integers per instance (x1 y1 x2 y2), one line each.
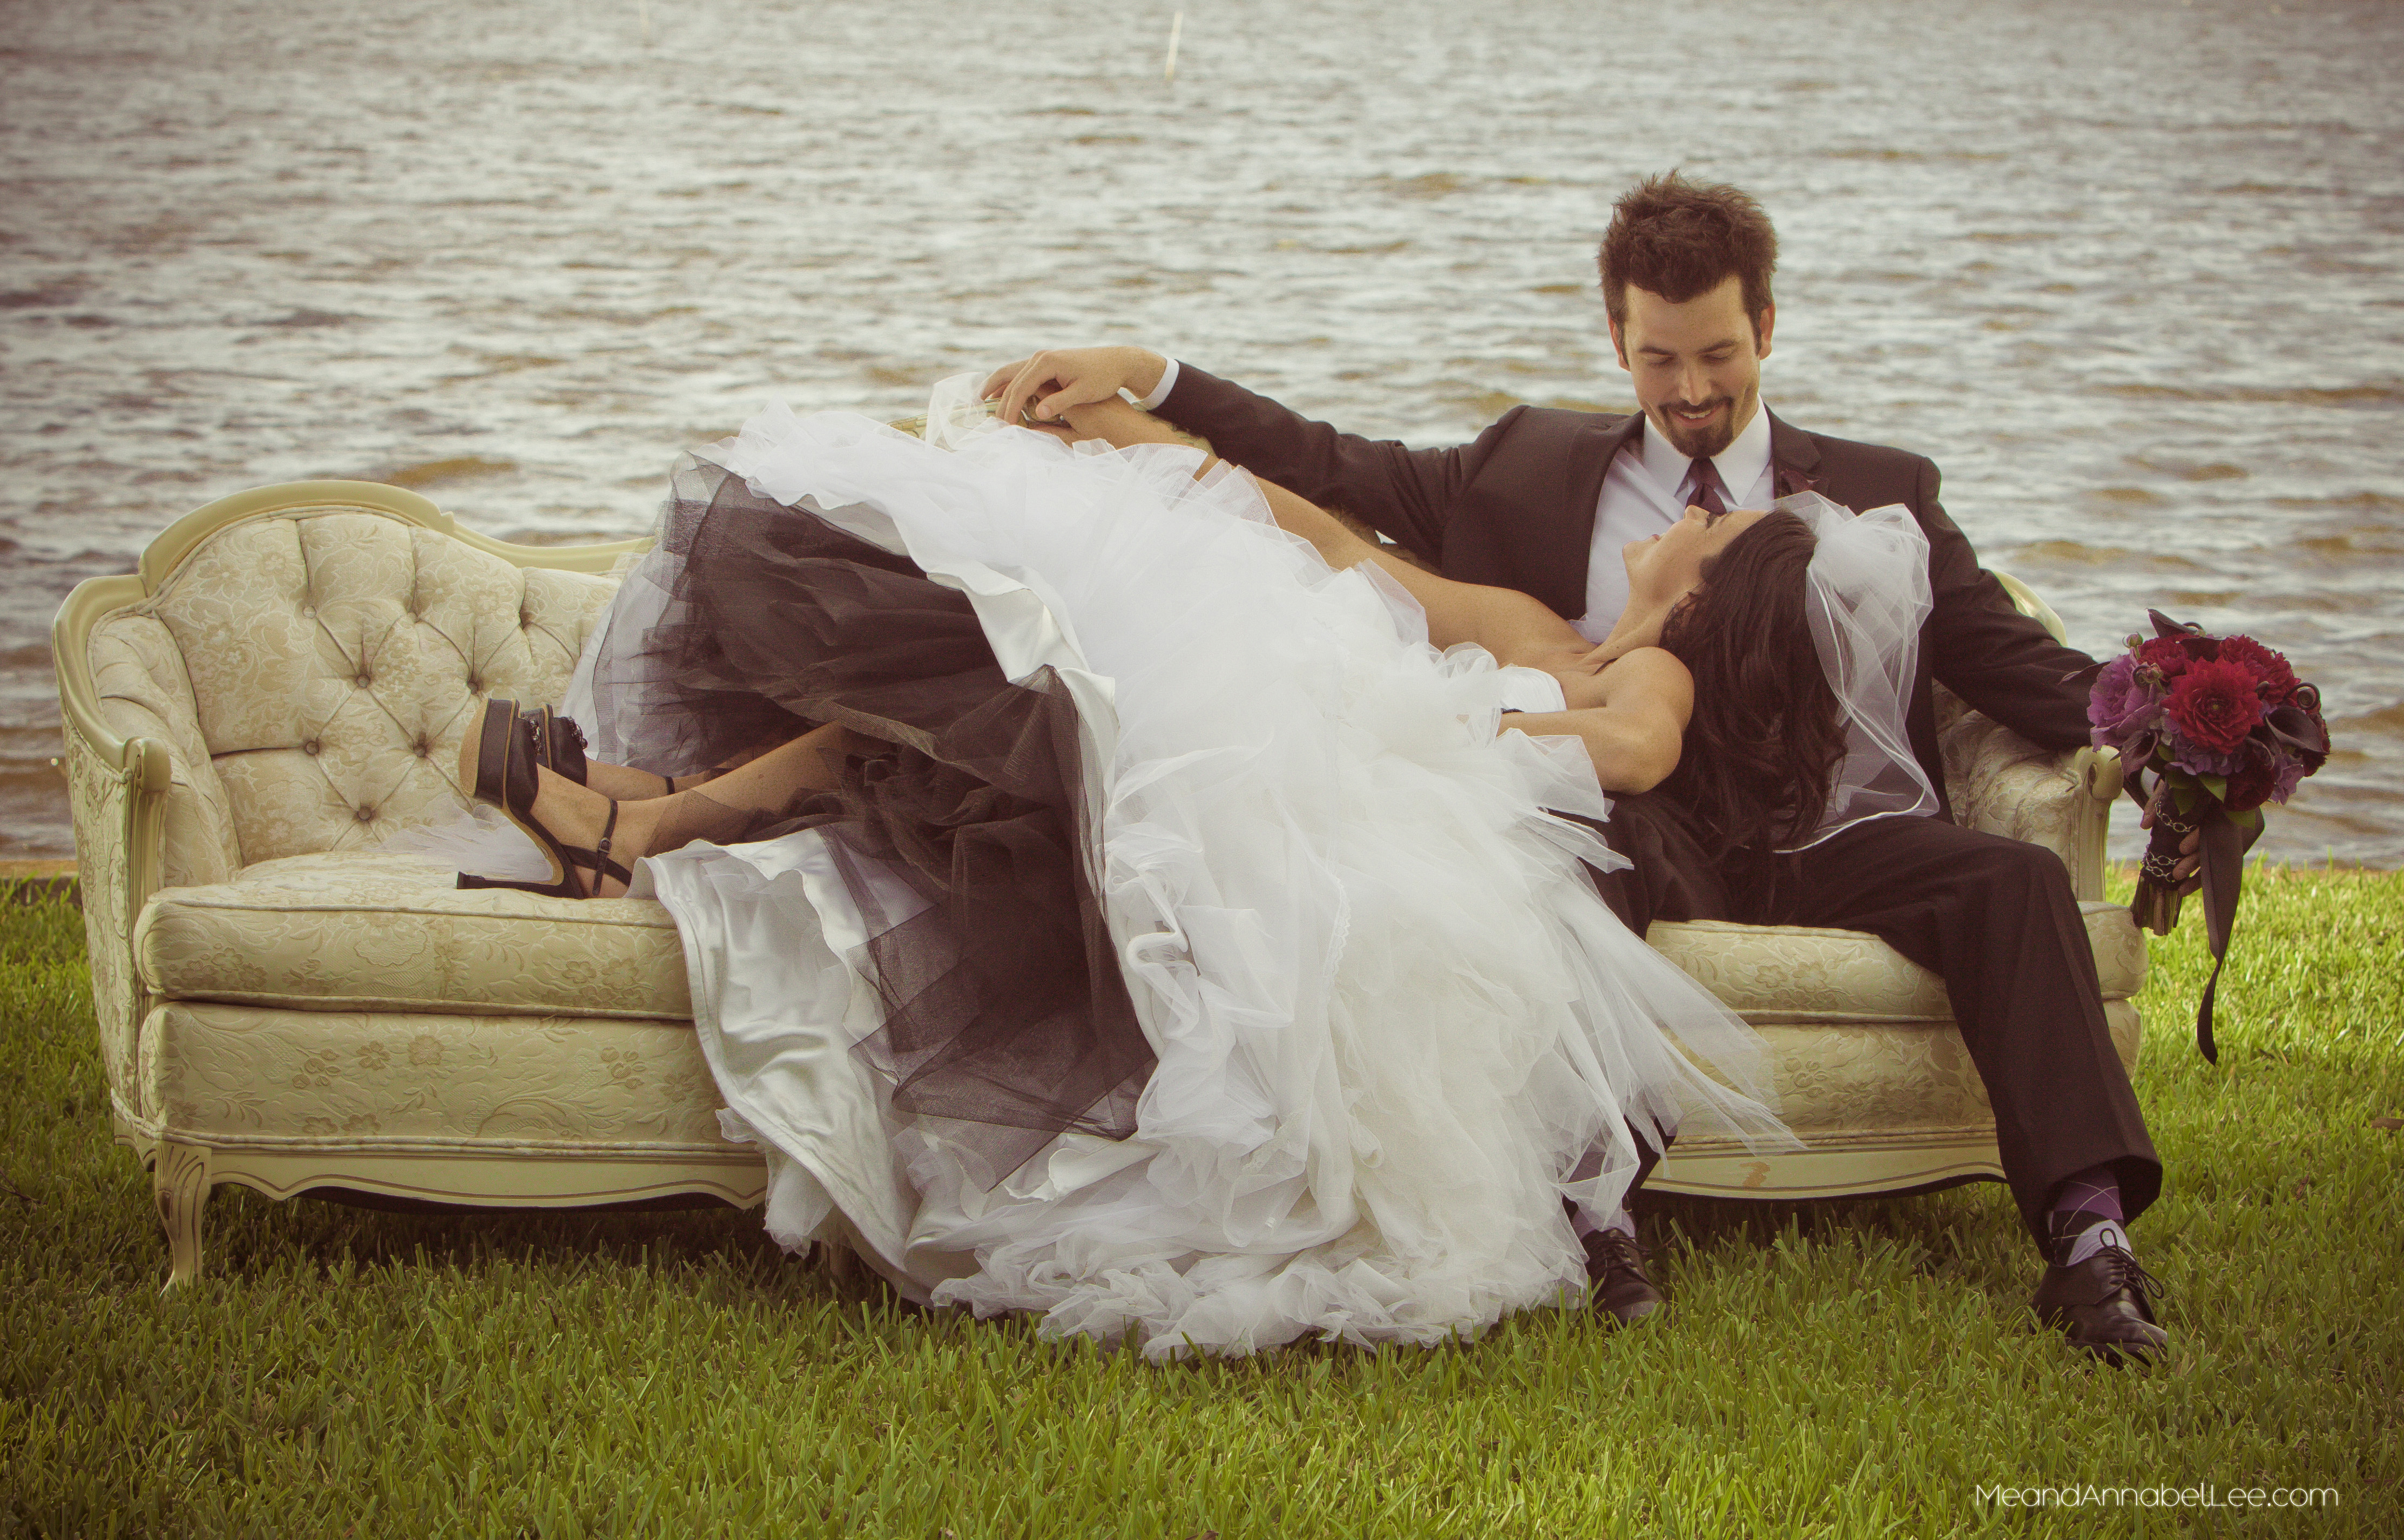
2087 654 2163 751
2162 730 2241 778
2224 740 2280 812
2270 749 2307 805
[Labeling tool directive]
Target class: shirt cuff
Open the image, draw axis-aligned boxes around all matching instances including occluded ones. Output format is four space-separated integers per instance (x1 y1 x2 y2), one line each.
1132 357 1181 412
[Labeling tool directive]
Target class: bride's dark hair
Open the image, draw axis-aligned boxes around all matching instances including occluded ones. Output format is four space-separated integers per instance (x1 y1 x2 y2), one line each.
1657 511 1847 865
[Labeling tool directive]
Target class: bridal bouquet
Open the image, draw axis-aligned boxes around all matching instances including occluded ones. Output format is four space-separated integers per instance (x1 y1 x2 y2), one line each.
2082 611 2330 1059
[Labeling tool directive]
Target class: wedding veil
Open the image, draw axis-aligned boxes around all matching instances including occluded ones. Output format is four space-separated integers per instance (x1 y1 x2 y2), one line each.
1779 491 1940 847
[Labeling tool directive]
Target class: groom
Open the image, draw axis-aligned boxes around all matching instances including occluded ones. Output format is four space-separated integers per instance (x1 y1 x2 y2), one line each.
987 173 2168 1362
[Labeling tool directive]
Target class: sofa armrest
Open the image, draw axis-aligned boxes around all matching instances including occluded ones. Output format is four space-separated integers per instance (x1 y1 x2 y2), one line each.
1939 704 2121 902
56 575 183 1130
58 715 172 1125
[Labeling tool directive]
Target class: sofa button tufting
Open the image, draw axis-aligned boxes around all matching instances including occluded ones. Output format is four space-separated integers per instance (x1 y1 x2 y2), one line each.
414 737 431 758
355 806 376 823
467 678 484 693
303 739 322 755
355 672 373 687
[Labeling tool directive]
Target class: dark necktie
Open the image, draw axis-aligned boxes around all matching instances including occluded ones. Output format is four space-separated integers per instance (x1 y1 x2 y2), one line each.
1685 457 1730 517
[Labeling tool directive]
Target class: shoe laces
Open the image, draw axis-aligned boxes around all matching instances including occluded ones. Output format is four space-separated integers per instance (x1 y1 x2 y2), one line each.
1588 1228 1650 1278
2094 1243 2163 1303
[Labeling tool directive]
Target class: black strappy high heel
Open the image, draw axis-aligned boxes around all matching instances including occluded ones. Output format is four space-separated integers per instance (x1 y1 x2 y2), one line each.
522 704 591 786
525 703 725 798
456 699 634 899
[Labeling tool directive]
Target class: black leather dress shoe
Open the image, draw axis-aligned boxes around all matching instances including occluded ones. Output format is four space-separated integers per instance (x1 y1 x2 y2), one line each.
2031 1244 2166 1364
1582 1229 1665 1325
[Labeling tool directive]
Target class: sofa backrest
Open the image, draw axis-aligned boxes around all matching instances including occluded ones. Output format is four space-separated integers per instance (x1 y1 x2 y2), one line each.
89 507 622 875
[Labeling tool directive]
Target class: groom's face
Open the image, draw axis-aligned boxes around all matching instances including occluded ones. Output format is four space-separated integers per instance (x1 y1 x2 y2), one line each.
1609 276 1773 462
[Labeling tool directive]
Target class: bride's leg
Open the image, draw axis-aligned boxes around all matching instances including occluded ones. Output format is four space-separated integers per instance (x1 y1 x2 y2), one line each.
523 722 863 897
578 760 727 801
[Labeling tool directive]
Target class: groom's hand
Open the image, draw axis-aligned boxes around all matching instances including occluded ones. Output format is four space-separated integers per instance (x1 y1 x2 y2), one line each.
984 347 1169 428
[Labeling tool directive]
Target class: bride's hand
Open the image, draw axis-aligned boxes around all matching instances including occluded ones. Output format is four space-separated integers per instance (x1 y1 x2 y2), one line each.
1052 396 1186 450
2138 781 2206 890
984 347 1169 428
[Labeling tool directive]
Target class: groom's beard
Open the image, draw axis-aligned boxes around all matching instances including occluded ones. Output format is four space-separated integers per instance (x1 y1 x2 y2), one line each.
1648 382 1757 461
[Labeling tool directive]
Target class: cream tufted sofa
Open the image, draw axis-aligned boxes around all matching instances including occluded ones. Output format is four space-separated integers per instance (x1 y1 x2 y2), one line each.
56 480 2142 1288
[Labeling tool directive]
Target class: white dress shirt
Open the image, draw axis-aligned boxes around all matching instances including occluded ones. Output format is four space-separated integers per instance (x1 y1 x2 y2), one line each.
1573 406 1775 644
1133 358 1182 411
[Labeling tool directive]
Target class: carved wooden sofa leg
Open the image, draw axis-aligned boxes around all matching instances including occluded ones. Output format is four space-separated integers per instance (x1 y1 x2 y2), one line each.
153 1140 212 1293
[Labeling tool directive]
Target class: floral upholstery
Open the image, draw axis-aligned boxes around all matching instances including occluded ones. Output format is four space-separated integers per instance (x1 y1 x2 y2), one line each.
1943 707 2090 860
64 728 144 1100
137 852 689 1021
85 607 242 893
140 1001 727 1153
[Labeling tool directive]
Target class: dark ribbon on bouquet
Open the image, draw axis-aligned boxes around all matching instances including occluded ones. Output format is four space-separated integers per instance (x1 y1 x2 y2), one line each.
2127 778 2245 1064
2065 610 2321 1063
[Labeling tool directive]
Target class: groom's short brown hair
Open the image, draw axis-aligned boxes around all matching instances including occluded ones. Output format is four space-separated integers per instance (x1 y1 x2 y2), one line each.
1598 173 1778 342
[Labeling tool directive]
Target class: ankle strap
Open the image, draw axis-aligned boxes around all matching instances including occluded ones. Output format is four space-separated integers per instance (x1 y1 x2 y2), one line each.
564 801 633 897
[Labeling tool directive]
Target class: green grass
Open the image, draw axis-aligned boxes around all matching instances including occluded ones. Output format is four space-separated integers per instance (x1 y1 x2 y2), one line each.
3 870 2399 1537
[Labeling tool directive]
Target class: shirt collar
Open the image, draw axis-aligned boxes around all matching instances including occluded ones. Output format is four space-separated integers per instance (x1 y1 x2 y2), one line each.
1632 401 1774 505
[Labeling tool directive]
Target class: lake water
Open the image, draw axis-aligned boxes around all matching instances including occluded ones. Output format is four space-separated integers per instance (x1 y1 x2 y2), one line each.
4 0 2400 865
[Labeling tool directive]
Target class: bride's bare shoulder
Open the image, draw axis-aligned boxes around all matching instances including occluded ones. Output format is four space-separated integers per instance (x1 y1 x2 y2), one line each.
1598 646 1693 711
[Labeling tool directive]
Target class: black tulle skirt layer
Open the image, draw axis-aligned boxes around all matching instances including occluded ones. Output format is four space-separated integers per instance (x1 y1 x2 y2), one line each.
583 457 1150 1172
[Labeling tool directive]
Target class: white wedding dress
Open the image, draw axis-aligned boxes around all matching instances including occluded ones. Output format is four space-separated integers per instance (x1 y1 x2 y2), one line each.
574 383 1790 1357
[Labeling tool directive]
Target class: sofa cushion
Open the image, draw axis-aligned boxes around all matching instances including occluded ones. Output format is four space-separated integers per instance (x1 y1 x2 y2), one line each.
1647 903 2144 1025
137 852 690 1021
138 1001 727 1151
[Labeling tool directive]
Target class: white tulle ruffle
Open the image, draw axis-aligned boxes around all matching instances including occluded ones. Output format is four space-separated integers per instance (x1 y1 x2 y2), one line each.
640 390 1790 1356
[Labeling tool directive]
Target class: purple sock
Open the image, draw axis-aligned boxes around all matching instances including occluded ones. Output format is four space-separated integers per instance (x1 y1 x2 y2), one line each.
2050 1165 2125 1225
2048 1164 2130 1266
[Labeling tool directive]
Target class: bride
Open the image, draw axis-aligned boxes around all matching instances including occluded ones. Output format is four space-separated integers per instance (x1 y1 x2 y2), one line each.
441 379 1919 1356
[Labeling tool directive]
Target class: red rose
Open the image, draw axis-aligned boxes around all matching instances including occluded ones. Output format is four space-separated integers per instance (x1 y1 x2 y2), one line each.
2215 634 2299 705
2165 658 2266 753
2137 635 2207 680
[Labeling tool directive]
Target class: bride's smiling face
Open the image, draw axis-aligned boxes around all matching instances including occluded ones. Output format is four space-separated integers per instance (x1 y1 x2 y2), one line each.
1624 505 1767 611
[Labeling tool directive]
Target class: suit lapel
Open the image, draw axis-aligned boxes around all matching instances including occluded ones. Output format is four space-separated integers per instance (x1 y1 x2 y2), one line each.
1768 409 1824 499
1534 414 1643 613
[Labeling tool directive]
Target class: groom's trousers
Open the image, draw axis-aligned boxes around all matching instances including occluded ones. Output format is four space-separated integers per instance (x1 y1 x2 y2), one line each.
1588 796 2161 1247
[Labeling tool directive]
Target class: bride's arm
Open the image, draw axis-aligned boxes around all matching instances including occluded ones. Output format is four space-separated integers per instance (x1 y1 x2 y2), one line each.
1051 398 1688 792
1052 398 1584 665
1507 646 1691 793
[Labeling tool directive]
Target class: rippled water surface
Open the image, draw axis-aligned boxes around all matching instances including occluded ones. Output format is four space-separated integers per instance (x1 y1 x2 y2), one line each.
5 0 2401 863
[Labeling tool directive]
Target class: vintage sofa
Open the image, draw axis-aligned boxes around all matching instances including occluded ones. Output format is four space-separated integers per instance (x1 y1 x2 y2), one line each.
55 478 2143 1289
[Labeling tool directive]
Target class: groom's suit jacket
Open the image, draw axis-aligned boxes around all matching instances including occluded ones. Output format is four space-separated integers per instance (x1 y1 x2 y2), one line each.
1158 365 2098 821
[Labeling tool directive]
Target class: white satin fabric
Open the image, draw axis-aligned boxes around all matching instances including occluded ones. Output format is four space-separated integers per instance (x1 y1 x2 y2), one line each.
639 390 1790 1356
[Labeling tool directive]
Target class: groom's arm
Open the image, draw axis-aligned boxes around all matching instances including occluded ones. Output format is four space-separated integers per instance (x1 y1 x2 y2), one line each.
1908 459 2098 751
1152 364 1508 565
1809 434 2095 750
982 347 1499 566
